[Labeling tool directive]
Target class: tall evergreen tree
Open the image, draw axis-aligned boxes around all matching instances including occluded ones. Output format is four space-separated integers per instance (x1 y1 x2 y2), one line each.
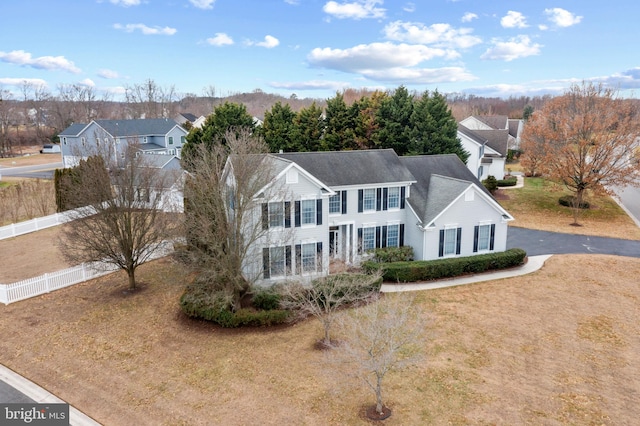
409 90 469 163
261 101 297 152
323 92 355 151
292 102 325 152
376 86 414 155
350 91 386 150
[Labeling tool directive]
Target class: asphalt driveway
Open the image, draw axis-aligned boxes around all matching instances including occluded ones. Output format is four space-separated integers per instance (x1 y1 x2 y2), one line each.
507 227 640 257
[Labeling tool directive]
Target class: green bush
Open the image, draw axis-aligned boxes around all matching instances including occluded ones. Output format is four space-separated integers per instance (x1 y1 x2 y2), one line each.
497 176 518 187
558 195 590 209
370 246 414 263
482 175 498 194
251 288 281 311
363 248 527 283
180 278 290 327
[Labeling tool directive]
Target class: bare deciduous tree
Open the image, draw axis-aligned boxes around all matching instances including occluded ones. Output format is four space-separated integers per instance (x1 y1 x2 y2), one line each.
521 82 640 224
125 78 177 119
58 143 180 291
181 128 283 310
328 294 425 419
279 273 382 347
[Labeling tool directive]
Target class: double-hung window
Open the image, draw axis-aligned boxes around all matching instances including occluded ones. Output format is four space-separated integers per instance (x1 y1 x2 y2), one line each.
269 246 285 277
387 187 400 209
477 224 491 251
443 228 457 256
301 199 316 225
268 202 284 228
362 227 376 252
386 224 399 247
363 188 375 212
301 243 317 273
329 192 341 214
168 136 174 145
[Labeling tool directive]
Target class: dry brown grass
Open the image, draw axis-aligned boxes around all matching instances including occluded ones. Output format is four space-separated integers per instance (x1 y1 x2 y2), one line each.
1 255 639 425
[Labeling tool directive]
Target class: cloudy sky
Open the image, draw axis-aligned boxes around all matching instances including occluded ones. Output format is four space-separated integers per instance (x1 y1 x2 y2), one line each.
1 0 638 100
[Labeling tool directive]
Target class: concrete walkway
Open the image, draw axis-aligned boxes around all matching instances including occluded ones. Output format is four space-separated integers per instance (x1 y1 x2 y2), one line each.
0 364 100 425
381 254 551 293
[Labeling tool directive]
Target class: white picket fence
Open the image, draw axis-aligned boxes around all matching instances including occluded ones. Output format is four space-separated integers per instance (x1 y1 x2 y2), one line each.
0 242 174 305
0 211 75 240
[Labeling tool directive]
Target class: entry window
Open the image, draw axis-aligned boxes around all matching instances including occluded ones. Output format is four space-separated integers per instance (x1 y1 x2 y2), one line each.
301 243 317 273
363 188 375 212
362 227 375 252
387 187 400 209
301 199 315 225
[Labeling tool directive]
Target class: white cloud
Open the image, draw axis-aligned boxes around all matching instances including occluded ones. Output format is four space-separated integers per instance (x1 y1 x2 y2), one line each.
270 80 352 91
284 0 299 4
207 33 234 46
97 69 120 79
109 0 141 6
461 12 478 23
383 21 481 49
544 8 583 28
481 35 542 61
79 78 95 87
113 23 177 35
403 3 416 13
323 0 385 20
247 35 280 48
501 11 528 29
0 77 48 87
308 42 458 72
189 0 215 9
0 50 81 73
361 66 476 84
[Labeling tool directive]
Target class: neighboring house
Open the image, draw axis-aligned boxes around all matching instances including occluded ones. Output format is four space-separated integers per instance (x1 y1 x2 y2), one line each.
59 118 188 168
175 112 206 129
226 149 514 285
136 153 185 212
457 115 523 180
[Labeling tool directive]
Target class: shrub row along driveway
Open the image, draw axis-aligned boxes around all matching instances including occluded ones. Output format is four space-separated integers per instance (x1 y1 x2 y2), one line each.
507 226 640 257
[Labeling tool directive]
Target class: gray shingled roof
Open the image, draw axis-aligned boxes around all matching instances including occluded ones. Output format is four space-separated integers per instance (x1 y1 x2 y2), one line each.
399 154 491 224
473 115 508 130
471 129 509 156
94 118 182 136
58 123 87 136
508 119 521 138
275 149 416 186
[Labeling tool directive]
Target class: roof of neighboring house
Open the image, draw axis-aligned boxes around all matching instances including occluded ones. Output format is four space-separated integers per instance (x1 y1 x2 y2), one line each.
59 119 186 138
400 154 492 224
471 129 509 156
58 123 86 136
275 149 416 187
472 115 508 130
508 119 522 138
177 113 198 123
139 153 181 170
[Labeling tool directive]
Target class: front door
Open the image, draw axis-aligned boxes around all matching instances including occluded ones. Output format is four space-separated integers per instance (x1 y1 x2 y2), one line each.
329 226 339 258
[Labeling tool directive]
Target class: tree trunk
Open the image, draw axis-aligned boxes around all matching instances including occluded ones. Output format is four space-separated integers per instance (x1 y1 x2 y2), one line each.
375 375 384 414
127 268 136 291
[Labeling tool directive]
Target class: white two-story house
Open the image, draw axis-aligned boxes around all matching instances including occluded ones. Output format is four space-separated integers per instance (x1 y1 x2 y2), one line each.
59 118 188 168
226 149 514 286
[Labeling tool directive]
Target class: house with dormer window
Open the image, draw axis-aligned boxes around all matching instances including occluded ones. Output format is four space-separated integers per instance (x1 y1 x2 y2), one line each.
225 149 514 285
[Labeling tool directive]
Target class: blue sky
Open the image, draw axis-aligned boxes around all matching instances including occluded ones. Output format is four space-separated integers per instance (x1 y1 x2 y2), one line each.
1 0 638 100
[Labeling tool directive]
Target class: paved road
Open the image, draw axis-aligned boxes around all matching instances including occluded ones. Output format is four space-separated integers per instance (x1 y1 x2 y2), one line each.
0 161 62 179
507 227 640 257
0 380 35 403
614 184 640 227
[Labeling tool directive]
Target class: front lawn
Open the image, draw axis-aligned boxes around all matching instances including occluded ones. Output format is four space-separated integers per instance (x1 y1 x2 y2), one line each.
498 177 640 240
1 255 639 425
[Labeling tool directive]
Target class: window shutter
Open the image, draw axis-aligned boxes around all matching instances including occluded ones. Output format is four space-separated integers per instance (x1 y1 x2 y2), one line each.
376 188 382 211
399 224 405 246
473 225 479 253
376 226 381 248
295 244 301 275
382 188 388 211
294 201 301 227
263 248 270 279
438 229 445 257
489 224 496 250
400 186 406 209
284 202 291 228
262 203 269 230
285 246 292 275
316 199 322 225
341 190 347 214
317 242 323 270
358 189 363 213
357 228 363 254
381 225 387 248
456 228 462 255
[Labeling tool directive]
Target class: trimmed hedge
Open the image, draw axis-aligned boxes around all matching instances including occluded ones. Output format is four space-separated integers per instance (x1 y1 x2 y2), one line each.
362 248 527 283
497 176 518 187
180 280 290 327
370 246 414 263
558 195 590 209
